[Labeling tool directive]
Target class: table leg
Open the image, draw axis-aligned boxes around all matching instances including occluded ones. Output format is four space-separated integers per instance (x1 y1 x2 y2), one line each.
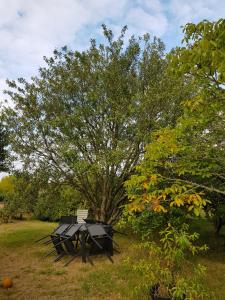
81 231 87 263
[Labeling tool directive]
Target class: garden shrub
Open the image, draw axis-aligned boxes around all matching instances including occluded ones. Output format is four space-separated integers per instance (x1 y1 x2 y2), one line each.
122 206 188 239
34 186 83 221
125 224 210 299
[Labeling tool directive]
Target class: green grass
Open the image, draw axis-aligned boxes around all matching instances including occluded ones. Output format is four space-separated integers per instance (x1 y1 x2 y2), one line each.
0 220 143 300
0 219 225 299
0 220 56 247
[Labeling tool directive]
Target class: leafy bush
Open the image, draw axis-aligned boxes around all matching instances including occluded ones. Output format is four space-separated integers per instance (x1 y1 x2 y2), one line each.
122 209 165 238
0 173 39 222
0 175 15 204
125 224 210 299
121 206 188 238
0 206 11 223
0 173 84 222
34 185 83 221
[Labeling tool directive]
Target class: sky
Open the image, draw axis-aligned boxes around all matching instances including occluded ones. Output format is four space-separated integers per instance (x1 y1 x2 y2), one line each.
0 0 225 177
1 0 225 96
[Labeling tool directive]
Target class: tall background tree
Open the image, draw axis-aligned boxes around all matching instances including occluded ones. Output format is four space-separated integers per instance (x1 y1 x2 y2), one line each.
2 26 191 223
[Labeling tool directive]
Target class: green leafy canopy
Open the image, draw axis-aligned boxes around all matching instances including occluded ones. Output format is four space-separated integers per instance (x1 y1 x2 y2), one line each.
2 25 190 223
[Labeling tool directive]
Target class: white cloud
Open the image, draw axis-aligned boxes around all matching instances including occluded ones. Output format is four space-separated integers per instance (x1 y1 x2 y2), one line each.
0 1 127 75
0 0 225 108
125 7 168 36
0 0 130 105
138 0 164 13
169 0 225 25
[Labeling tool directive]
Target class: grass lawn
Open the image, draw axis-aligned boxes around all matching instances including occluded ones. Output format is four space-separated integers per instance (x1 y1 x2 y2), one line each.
0 219 225 299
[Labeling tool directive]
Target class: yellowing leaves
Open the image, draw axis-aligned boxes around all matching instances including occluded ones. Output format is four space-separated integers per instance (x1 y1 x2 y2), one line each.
142 194 153 204
185 96 204 111
186 193 209 207
142 174 158 190
169 192 209 213
129 202 145 213
170 198 184 207
143 181 149 189
153 205 167 213
150 174 158 183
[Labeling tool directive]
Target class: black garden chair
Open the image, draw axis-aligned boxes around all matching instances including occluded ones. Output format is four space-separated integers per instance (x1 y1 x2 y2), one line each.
38 216 77 260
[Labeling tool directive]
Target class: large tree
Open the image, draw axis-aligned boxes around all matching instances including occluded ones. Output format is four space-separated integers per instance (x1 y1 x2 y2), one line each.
2 26 190 223
125 19 225 230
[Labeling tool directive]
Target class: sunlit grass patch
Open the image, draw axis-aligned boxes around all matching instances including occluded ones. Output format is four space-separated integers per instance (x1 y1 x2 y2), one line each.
0 220 56 248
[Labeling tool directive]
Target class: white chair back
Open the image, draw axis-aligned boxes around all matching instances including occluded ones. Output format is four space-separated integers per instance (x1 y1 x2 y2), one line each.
77 209 88 223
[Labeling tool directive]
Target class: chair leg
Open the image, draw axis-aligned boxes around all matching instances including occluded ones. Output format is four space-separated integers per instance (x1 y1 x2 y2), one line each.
113 247 120 254
106 252 114 263
44 249 57 258
35 234 50 243
86 251 94 266
54 252 65 262
43 238 57 245
64 254 79 267
75 236 79 249
81 232 87 263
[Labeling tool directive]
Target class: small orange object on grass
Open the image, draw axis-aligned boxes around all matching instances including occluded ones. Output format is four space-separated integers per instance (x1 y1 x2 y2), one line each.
1 277 13 288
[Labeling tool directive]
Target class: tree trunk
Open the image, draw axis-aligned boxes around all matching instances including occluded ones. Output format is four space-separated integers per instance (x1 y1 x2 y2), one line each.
214 216 223 237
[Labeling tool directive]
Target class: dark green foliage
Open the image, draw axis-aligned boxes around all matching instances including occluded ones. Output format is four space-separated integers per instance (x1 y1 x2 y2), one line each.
34 185 83 221
122 207 188 239
1 172 38 221
0 172 82 222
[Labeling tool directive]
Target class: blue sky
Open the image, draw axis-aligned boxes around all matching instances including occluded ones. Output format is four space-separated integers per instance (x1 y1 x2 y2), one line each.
0 0 225 103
